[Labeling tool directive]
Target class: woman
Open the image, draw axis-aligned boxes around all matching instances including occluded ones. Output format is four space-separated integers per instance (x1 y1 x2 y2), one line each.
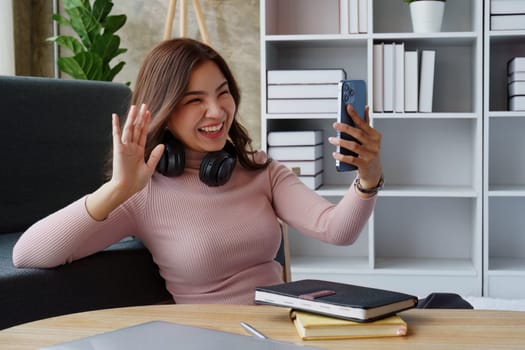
13 38 383 304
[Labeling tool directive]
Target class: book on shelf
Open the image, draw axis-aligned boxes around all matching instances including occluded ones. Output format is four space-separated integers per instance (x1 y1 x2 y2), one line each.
491 0 525 14
267 84 338 99
373 43 384 112
394 42 405 113
349 0 359 34
267 130 323 147
418 50 436 113
267 99 337 114
268 144 323 161
509 95 525 111
508 72 525 83
358 0 368 33
491 14 525 30
383 43 395 112
267 69 346 85
404 50 419 112
279 159 323 176
339 0 349 34
290 310 408 340
508 81 525 96
298 172 323 190
508 57 525 75
254 279 418 323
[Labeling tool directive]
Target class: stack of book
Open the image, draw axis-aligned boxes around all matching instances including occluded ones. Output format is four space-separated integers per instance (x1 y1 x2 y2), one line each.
490 0 525 31
266 69 345 115
508 57 525 111
267 130 324 190
373 42 436 113
341 0 368 34
255 279 417 340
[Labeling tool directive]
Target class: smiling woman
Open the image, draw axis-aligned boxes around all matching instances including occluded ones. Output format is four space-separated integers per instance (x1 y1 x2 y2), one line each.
13 37 382 306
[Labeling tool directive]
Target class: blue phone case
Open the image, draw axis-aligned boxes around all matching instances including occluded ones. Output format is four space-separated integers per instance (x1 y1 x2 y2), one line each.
336 80 367 172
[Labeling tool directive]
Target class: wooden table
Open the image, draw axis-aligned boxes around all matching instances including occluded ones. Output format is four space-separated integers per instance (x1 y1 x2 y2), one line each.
1 304 525 349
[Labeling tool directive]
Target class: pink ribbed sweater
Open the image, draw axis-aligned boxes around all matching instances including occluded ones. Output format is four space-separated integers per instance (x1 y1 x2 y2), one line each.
12 150 376 304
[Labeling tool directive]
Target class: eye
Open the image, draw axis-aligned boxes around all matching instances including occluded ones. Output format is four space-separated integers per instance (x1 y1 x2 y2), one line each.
219 89 230 97
185 97 201 105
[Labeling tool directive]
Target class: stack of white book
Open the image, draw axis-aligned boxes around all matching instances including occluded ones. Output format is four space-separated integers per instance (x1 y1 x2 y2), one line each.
491 0 525 31
266 69 345 114
373 42 436 113
267 130 324 190
508 57 525 111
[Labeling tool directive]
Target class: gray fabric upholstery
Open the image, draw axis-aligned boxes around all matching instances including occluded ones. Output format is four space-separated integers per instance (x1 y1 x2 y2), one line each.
0 76 171 330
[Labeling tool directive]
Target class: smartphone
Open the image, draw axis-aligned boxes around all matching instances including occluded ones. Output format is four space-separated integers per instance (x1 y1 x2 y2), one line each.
336 79 367 172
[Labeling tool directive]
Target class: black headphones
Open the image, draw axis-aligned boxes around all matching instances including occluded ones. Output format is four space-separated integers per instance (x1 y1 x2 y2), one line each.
156 131 237 187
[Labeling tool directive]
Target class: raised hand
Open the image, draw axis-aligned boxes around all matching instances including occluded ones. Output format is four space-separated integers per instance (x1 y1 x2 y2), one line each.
330 105 383 190
85 104 164 221
110 103 165 199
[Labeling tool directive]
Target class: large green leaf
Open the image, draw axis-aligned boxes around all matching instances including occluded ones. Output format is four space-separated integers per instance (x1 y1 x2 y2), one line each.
104 15 126 35
93 0 113 23
57 57 88 80
92 33 122 64
48 35 85 55
105 60 125 81
74 52 104 80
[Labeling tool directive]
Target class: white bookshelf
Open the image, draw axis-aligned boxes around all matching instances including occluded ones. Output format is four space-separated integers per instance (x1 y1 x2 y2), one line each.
260 0 484 297
484 1 525 298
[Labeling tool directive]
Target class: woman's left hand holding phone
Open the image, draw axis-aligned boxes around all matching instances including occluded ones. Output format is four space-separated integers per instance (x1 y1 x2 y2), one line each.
86 104 165 221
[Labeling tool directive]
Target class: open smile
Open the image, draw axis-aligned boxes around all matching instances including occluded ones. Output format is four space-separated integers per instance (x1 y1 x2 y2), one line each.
198 122 224 134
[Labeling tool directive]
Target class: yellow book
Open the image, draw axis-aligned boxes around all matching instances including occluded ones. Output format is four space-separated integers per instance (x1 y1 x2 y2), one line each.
290 310 407 340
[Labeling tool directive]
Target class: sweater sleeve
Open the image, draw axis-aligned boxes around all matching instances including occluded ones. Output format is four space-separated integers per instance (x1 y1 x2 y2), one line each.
12 194 142 269
268 160 376 245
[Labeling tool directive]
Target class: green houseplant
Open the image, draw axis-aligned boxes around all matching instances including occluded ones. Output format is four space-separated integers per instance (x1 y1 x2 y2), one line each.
48 0 127 83
403 0 446 33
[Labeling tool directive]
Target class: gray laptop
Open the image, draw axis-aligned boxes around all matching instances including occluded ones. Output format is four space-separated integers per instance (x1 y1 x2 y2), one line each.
39 320 323 350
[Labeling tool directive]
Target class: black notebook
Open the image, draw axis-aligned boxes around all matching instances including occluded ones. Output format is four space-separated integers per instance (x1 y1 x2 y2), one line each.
255 279 418 322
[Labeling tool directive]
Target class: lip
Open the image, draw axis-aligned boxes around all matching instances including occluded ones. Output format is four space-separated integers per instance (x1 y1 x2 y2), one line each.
198 121 225 139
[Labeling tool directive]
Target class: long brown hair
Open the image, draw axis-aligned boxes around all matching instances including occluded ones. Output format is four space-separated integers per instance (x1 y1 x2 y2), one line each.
106 38 269 178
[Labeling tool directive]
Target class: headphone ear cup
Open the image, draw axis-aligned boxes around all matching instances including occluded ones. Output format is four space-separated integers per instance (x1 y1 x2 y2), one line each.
157 132 185 177
199 141 237 186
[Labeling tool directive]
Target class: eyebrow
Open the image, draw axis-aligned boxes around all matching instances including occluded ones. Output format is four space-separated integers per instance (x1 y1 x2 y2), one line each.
183 80 229 97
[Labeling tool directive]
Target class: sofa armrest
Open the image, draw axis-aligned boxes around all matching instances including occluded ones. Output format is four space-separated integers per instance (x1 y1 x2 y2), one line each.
0 233 171 330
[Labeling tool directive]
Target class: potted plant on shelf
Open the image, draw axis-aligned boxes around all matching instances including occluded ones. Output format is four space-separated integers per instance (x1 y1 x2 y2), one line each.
48 0 128 83
404 0 446 33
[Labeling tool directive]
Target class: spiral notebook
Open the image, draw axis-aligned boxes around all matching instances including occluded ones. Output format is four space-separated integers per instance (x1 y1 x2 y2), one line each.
39 320 323 350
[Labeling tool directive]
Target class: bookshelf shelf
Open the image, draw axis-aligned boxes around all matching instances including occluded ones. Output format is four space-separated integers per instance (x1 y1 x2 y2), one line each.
261 0 485 298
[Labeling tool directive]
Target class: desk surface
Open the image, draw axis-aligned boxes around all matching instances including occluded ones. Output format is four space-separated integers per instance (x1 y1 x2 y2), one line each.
1 304 525 349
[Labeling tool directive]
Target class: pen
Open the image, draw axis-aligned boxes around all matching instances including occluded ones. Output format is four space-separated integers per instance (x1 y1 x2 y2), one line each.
240 321 268 339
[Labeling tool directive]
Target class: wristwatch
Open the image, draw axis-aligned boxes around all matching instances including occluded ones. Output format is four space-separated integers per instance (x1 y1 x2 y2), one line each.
355 175 384 194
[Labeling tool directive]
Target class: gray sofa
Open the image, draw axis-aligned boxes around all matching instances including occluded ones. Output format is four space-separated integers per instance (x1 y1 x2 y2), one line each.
0 76 171 330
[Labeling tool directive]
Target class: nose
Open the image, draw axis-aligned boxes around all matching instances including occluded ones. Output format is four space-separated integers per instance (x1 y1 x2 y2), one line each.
205 98 223 119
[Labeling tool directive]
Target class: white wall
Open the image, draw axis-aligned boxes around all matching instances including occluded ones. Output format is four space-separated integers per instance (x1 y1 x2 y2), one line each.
0 0 15 75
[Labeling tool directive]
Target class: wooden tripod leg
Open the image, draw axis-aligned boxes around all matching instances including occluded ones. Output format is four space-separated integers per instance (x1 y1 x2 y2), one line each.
192 0 210 44
163 0 177 40
180 0 188 37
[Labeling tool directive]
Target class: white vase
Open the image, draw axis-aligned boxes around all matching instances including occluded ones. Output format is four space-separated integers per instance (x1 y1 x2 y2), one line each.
410 1 445 33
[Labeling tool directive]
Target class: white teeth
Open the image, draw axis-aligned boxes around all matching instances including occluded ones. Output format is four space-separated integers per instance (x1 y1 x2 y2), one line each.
199 124 223 133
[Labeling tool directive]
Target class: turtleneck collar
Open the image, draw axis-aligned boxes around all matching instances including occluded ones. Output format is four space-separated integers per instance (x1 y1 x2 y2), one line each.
184 148 208 170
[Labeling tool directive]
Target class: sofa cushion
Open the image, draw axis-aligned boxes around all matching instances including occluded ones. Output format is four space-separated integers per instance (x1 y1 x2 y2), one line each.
0 76 131 233
0 232 172 330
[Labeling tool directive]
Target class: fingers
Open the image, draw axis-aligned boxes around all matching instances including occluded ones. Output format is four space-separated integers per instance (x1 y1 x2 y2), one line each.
146 144 166 170
330 104 382 171
120 104 150 145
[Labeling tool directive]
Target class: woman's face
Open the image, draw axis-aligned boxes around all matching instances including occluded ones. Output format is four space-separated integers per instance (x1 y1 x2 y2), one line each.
167 60 236 152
